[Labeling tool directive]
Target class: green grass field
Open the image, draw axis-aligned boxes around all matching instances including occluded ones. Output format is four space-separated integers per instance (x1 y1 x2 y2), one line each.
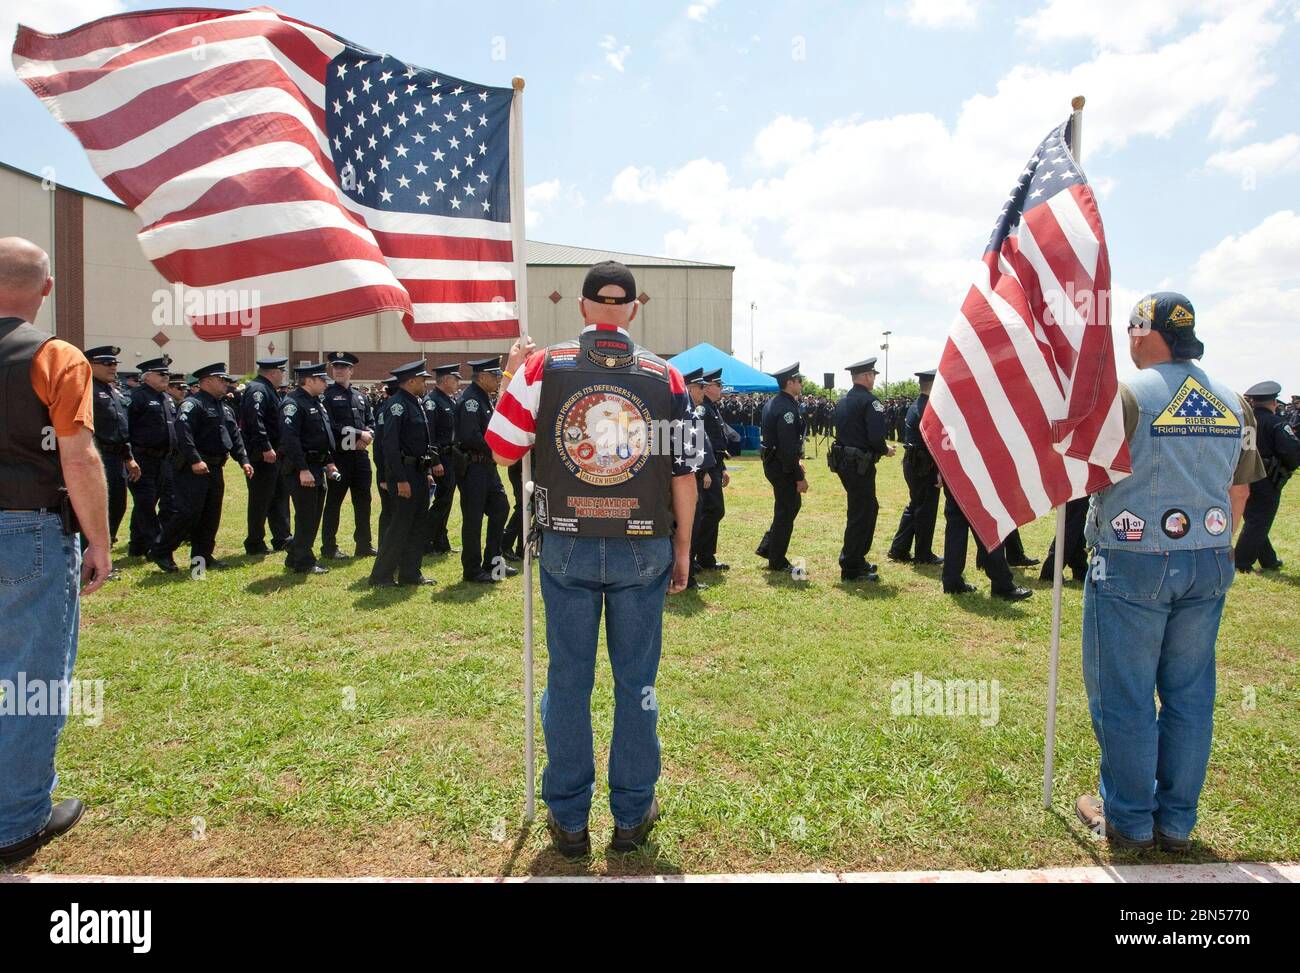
11 440 1298 877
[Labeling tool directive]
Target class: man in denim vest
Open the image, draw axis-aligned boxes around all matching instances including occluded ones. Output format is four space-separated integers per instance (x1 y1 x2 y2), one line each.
1076 292 1264 852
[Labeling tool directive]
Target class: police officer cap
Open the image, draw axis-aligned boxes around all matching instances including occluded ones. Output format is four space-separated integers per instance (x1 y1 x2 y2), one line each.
391 359 431 381
192 362 230 381
469 356 502 375
1130 292 1204 360
915 369 937 382
582 260 637 305
846 358 879 376
168 372 186 386
433 362 462 377
294 362 328 380
703 368 724 384
1244 380 1282 401
256 356 288 369
683 367 706 385
327 351 360 366
383 375 401 390
120 370 140 380
85 345 121 364
771 362 803 385
138 356 172 375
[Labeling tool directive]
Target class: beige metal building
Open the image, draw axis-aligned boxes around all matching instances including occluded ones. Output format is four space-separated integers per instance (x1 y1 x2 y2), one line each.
0 161 733 380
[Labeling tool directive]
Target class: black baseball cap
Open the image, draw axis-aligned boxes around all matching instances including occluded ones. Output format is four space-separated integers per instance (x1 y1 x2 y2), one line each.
582 261 637 305
1130 292 1204 361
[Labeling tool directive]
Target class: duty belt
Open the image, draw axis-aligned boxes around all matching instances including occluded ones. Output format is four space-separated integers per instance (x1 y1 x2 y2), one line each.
134 445 170 458
305 450 331 464
96 441 129 455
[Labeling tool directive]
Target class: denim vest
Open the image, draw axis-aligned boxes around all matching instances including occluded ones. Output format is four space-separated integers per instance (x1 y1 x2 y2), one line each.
1087 362 1243 553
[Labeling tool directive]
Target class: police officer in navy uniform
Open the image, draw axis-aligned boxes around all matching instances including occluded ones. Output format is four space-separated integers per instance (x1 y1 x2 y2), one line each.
423 362 461 554
694 367 731 572
456 357 515 583
125 356 177 556
320 352 377 559
150 363 253 574
1236 380 1300 573
241 356 291 555
683 368 718 591
86 346 139 547
942 495 1032 601
756 363 808 572
831 358 895 581
888 369 944 566
368 360 438 587
373 375 400 551
281 362 338 574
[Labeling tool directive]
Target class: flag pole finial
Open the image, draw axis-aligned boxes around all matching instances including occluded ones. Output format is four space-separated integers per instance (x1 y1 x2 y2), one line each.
512 76 526 91
1071 95 1085 111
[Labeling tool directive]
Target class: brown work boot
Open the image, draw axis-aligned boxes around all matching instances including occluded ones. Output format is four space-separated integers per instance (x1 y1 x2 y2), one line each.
1075 795 1154 851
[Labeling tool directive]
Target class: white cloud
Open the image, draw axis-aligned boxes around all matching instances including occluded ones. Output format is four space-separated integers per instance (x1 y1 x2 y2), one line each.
1017 0 1232 53
1205 134 1300 178
1191 210 1300 291
904 0 980 28
686 0 721 22
2 0 127 84
608 4 1291 381
599 35 631 73
526 179 586 229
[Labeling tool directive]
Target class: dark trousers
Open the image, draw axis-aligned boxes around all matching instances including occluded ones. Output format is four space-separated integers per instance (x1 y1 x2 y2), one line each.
127 452 169 553
693 468 726 566
758 462 802 566
460 461 508 578
285 470 326 570
503 459 525 556
942 488 1014 592
426 461 457 551
321 450 372 554
1236 480 1283 569
377 482 394 550
890 450 940 559
1040 496 1090 581
154 461 226 564
837 464 879 573
244 458 290 552
369 477 430 584
98 449 127 543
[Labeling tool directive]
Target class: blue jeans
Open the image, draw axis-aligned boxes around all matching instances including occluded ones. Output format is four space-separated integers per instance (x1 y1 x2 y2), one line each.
538 533 672 832
1082 547 1233 842
0 512 81 847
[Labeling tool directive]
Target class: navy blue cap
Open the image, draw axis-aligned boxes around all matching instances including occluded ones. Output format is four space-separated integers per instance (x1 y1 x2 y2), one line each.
85 345 121 364
771 362 803 385
392 360 431 381
469 356 502 375
703 368 724 383
192 362 230 381
138 356 171 374
1245 381 1282 400
256 357 288 369
327 351 360 366
294 362 328 380
1130 292 1204 360
433 362 462 377
916 369 937 381
847 358 878 376
683 367 706 384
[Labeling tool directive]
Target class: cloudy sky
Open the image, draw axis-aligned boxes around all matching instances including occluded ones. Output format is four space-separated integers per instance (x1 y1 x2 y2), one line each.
4 0 1298 393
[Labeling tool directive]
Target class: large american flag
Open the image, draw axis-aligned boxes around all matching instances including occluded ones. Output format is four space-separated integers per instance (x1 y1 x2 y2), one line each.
13 6 521 342
920 117 1131 551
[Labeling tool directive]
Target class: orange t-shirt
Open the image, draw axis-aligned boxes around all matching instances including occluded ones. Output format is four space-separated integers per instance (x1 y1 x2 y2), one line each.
29 338 94 437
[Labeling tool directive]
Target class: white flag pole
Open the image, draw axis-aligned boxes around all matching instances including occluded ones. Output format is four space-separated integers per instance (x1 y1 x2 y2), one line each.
1042 94 1085 809
509 76 536 822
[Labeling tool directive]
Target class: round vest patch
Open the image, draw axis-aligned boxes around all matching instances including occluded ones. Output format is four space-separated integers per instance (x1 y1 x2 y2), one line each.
1204 507 1228 536
1161 508 1190 540
554 384 652 486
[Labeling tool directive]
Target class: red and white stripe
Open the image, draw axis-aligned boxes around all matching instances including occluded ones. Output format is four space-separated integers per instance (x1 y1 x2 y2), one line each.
13 7 519 343
921 180 1131 550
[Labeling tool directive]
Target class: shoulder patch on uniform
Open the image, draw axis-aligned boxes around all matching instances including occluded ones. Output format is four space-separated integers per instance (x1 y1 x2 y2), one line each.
391 403 404 417
424 399 435 411
872 399 885 413
180 400 196 414
783 411 794 424
1151 376 1240 437
283 402 298 417
465 399 478 412
1110 509 1145 542
253 390 264 403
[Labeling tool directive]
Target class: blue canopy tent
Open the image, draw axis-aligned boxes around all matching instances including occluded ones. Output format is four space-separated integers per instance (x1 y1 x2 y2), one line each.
666 342 777 392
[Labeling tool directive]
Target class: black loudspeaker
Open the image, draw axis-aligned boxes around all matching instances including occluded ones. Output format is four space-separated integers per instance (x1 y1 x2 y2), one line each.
823 372 834 390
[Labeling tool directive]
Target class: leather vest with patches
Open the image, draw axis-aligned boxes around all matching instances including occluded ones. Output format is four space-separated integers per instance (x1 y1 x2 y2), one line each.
533 330 675 539
1087 362 1244 553
0 318 64 509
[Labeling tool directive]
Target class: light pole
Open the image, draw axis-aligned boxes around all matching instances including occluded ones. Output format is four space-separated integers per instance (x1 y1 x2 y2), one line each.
749 301 757 366
881 330 892 393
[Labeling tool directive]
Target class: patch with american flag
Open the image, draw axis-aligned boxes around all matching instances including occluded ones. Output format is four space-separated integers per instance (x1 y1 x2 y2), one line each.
13 6 521 343
920 115 1132 551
